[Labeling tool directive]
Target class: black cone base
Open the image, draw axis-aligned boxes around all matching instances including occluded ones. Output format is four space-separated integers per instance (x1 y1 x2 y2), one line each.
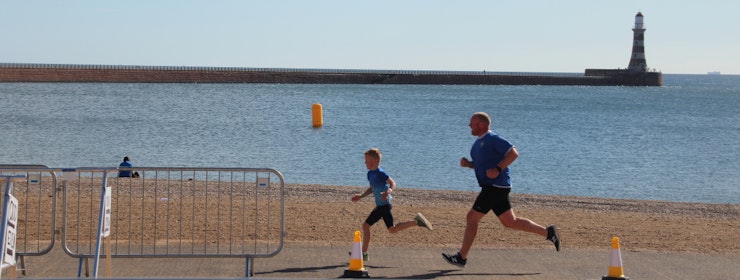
343 269 369 278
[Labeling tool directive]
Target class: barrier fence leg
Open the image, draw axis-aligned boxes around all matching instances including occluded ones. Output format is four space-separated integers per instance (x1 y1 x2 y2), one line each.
77 257 91 278
77 258 83 277
19 256 26 276
105 238 112 278
245 256 252 278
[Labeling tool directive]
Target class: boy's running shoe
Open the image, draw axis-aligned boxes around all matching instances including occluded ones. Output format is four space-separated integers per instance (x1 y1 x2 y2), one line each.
442 252 466 268
347 251 369 262
415 213 433 230
547 225 561 251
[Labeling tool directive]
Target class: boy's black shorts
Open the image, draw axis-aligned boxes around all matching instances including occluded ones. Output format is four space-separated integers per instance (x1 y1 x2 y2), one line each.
365 204 394 228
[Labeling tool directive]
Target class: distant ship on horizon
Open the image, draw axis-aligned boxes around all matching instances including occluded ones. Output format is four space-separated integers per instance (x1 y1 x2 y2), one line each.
708 71 721 75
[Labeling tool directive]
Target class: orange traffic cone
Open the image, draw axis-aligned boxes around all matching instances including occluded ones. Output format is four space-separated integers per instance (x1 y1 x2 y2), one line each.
343 230 369 278
602 236 629 280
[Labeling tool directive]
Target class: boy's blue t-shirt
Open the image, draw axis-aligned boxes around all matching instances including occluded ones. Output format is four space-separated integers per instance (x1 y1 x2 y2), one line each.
471 131 514 187
367 167 392 206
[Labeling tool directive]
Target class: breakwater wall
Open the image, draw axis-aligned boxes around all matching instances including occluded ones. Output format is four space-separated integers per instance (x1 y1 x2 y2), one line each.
0 64 663 86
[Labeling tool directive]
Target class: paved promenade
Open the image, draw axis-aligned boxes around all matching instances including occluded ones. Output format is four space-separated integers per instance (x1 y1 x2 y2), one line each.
11 243 739 279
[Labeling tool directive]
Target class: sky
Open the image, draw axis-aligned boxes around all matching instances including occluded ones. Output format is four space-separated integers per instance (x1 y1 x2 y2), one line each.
2 1 739 75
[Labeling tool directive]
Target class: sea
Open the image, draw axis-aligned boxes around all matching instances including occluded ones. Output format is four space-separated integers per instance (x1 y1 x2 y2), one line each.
0 74 738 204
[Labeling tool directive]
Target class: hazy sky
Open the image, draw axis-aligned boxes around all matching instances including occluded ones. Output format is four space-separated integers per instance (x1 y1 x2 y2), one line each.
2 1 738 74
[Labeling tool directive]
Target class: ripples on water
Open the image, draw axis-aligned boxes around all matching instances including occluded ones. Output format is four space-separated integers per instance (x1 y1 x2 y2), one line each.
0 74 738 204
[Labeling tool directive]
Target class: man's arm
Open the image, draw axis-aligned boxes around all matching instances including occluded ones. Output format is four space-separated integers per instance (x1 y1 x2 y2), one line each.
486 146 519 178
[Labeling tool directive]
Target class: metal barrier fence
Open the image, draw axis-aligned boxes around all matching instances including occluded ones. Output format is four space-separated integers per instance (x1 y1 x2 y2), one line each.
0 165 58 277
0 166 285 278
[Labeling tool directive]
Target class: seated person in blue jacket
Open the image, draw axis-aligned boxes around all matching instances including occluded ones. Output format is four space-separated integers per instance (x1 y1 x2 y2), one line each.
118 156 140 178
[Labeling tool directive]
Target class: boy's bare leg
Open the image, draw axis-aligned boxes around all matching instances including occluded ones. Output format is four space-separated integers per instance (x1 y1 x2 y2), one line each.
388 220 416 233
362 222 371 252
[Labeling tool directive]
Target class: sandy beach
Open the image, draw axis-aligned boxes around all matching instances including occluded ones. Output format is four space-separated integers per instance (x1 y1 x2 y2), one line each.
283 184 738 255
12 179 739 255
7 181 739 279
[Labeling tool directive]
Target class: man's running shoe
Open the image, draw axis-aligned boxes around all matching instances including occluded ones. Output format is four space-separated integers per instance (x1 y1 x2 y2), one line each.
415 213 433 230
442 252 466 268
547 225 561 252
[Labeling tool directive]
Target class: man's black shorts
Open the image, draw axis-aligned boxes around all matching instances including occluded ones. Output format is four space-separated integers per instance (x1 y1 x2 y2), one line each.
472 186 512 216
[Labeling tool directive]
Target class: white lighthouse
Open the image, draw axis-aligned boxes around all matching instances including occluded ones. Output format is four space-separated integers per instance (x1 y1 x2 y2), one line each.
627 12 648 72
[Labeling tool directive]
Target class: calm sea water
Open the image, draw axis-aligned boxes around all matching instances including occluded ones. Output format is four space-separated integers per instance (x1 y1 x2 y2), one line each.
0 74 738 204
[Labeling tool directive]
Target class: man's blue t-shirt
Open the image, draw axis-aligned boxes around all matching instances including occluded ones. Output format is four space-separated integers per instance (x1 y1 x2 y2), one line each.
367 167 392 206
471 131 514 188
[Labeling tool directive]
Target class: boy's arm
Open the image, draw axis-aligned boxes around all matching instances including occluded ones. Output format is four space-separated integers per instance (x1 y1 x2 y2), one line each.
351 187 373 202
381 177 396 200
386 177 396 192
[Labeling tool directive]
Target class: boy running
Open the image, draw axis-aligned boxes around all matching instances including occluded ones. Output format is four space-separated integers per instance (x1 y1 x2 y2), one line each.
352 148 433 261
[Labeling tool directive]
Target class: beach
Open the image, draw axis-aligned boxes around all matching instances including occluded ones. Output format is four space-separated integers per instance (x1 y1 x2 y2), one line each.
15 181 738 254
8 182 739 279
283 184 738 254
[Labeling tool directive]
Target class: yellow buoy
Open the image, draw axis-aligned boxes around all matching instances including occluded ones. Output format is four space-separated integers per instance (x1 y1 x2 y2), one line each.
312 103 323 127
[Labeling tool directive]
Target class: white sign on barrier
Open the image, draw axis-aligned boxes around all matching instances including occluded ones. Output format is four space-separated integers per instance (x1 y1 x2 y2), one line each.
3 195 18 265
102 186 111 237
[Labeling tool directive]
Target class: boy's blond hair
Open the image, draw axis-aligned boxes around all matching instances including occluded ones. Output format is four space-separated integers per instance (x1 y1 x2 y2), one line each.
364 148 382 160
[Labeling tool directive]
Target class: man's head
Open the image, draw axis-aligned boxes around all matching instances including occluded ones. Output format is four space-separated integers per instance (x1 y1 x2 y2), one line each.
469 112 491 137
